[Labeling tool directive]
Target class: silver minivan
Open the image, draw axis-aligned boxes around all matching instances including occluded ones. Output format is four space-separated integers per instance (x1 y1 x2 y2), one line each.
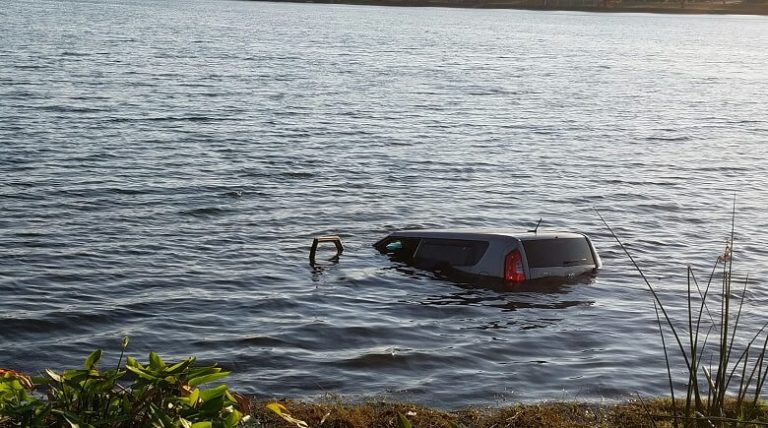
373 229 601 282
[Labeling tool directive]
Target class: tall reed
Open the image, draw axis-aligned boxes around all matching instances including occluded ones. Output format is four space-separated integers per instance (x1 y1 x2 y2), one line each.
597 204 768 427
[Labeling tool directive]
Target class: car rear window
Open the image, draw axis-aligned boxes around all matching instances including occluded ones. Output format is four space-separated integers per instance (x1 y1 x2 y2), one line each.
414 238 489 267
522 237 595 268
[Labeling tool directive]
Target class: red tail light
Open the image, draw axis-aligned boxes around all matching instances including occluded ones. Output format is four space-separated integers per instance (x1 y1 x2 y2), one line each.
504 249 526 282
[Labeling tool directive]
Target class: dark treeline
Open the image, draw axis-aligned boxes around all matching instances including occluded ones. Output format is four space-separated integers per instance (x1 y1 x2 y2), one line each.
263 0 768 15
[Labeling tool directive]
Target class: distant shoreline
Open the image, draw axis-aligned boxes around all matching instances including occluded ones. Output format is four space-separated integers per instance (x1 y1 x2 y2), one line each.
257 0 768 15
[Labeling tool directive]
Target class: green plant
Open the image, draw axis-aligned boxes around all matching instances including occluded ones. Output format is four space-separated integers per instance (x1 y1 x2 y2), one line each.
0 369 48 427
0 338 249 428
598 204 768 427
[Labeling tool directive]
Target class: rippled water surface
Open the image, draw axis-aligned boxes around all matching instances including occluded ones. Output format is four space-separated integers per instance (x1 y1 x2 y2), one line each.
2 0 768 407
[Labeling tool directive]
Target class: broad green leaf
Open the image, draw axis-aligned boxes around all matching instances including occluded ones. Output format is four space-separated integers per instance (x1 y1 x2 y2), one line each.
166 358 194 374
62 370 90 383
199 384 228 402
126 356 139 368
45 369 63 383
397 413 413 428
149 352 165 370
84 350 102 370
187 366 217 379
105 370 126 382
62 413 95 428
31 375 49 385
188 388 200 406
199 395 225 416
190 422 212 428
64 416 80 428
224 408 243 428
125 365 159 381
188 372 230 387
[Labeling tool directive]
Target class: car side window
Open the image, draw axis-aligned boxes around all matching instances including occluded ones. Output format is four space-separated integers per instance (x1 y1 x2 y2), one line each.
375 237 421 261
414 238 489 267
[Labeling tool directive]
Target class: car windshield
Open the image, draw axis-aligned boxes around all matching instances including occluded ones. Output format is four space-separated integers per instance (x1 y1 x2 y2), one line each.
522 237 595 268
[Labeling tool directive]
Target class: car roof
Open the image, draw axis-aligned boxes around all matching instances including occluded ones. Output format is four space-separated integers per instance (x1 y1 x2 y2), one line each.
385 229 587 241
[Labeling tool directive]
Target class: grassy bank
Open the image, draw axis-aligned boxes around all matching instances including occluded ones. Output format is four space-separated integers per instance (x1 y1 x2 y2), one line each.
260 0 768 15
246 398 661 427
246 398 767 427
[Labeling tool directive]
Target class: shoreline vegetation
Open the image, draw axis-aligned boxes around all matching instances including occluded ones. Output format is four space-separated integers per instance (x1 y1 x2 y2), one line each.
259 0 768 15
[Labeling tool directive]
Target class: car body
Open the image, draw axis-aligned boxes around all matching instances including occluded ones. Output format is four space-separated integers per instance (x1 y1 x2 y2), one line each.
373 229 601 282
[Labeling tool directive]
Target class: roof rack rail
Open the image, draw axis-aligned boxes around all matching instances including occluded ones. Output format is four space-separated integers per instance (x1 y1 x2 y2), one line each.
309 235 344 266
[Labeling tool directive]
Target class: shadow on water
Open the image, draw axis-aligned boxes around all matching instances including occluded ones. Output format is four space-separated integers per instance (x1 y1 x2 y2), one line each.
309 242 596 310
414 270 596 312
323 253 597 312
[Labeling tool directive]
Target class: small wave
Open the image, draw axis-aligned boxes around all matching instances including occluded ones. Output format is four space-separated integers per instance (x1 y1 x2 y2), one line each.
103 116 230 123
644 136 691 142
13 64 51 70
282 171 315 179
178 82 215 88
103 187 151 196
236 336 289 347
37 105 105 113
331 350 449 370
223 190 243 198
69 95 111 101
61 51 91 57
145 116 230 122
179 206 231 217
0 307 148 340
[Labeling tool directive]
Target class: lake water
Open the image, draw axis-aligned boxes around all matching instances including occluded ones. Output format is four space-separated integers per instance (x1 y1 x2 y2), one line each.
2 0 768 408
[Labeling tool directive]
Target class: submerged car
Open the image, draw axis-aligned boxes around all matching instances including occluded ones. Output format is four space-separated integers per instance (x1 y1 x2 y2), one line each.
373 229 601 282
